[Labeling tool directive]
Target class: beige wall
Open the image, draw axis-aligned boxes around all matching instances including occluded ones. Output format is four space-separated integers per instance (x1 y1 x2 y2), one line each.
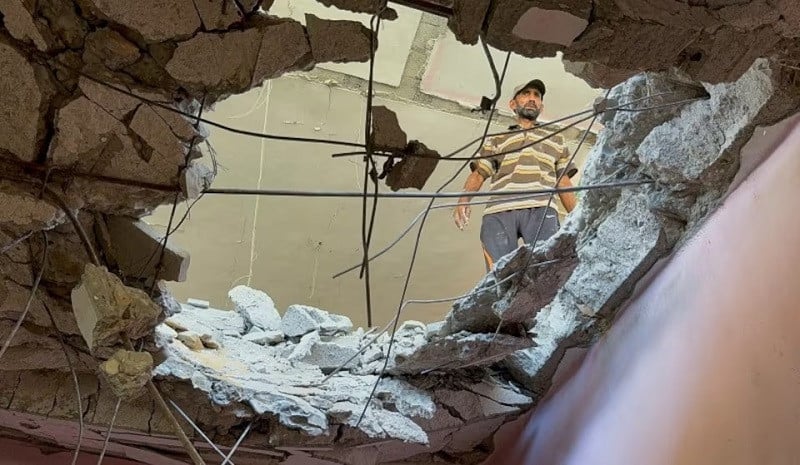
147 75 594 328
484 119 800 464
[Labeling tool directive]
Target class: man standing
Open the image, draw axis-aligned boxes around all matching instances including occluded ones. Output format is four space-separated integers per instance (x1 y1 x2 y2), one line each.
453 79 578 270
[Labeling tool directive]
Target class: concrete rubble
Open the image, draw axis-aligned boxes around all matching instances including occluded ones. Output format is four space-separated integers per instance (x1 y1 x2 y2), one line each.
2 0 800 464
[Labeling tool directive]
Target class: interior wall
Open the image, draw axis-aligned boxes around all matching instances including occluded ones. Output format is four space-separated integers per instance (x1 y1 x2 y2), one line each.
482 118 800 464
147 75 594 327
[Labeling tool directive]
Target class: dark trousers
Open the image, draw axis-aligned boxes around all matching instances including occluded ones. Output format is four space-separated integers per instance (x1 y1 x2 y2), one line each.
480 207 560 270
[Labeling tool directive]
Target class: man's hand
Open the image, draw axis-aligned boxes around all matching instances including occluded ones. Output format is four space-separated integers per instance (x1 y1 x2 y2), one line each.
454 202 471 230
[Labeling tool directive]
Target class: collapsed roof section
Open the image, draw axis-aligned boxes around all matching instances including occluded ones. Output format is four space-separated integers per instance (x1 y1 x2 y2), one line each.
2 0 800 464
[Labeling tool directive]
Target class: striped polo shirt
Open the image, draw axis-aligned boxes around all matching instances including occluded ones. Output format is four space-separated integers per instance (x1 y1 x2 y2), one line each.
470 125 577 216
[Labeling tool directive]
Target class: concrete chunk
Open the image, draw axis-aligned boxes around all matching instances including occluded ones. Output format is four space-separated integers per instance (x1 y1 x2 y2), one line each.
229 285 282 331
84 0 201 42
386 140 440 191
243 329 284 345
448 0 491 45
306 14 373 64
282 304 351 337
389 332 535 375
70 264 162 354
105 216 190 282
99 349 153 400
177 331 205 351
0 42 53 162
370 106 407 153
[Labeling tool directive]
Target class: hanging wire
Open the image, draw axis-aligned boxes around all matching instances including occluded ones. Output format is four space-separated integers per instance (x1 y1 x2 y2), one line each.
355 38 513 428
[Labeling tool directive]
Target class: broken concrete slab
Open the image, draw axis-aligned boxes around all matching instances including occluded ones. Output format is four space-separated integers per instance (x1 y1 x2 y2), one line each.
441 227 577 335
166 18 311 100
193 0 244 30
70 264 162 355
0 0 53 51
82 28 141 71
564 192 671 317
243 329 284 345
385 141 440 191
82 0 201 42
229 285 282 332
104 215 190 282
448 0 491 46
77 77 141 121
0 41 54 162
314 0 398 20
390 332 535 374
99 349 153 400
370 106 407 153
305 14 373 64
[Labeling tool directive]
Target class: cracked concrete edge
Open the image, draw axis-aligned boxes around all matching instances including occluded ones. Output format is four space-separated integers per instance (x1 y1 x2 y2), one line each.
0 368 527 464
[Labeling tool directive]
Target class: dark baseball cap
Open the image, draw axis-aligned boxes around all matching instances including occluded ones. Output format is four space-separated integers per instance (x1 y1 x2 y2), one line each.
513 79 546 98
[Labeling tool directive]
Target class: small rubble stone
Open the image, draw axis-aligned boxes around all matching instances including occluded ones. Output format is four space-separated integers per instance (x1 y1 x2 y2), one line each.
243 329 284 345
164 317 188 332
306 14 373 64
200 333 220 349
229 285 282 331
99 349 153 400
70 264 162 354
177 331 205 351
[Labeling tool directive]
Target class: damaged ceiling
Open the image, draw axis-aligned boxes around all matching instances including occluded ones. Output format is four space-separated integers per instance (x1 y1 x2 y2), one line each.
2 0 800 464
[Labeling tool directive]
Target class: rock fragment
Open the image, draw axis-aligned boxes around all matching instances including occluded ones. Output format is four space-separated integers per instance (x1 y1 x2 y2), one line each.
99 349 153 400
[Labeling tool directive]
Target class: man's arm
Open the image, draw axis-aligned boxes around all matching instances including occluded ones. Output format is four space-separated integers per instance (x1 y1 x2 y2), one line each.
557 176 577 212
454 170 486 230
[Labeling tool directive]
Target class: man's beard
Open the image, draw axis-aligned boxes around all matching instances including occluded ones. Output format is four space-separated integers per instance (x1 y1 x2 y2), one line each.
514 106 540 121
